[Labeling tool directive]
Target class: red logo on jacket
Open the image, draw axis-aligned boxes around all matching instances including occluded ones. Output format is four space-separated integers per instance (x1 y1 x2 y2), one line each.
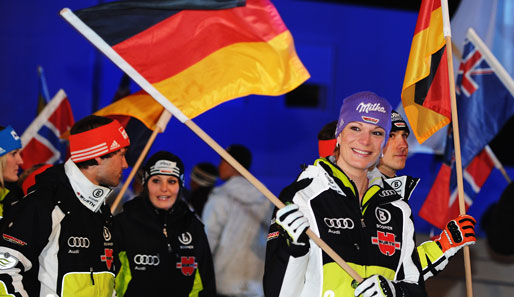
100 248 114 270
371 231 401 256
176 256 197 276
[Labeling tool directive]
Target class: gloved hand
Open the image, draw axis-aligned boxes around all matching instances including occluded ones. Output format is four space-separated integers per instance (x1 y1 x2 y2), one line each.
354 275 396 297
276 204 310 257
435 214 476 258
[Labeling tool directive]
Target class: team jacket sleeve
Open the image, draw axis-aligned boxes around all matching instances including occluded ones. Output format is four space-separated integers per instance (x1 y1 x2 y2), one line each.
196 220 216 297
391 201 427 297
0 196 52 297
417 241 448 281
263 175 314 297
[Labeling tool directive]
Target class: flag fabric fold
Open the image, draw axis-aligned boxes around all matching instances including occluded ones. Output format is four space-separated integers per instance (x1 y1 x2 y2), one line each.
401 0 451 144
419 129 494 230
74 0 310 120
20 90 75 170
419 28 514 230
455 28 514 167
94 91 158 167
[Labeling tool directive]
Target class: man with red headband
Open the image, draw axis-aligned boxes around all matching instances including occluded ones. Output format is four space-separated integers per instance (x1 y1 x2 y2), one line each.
0 115 129 297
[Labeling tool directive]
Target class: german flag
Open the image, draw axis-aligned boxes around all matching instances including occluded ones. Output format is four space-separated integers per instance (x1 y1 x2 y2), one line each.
93 91 157 167
75 0 310 120
401 0 451 144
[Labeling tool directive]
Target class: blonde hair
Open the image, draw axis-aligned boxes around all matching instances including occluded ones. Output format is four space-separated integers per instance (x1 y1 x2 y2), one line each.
0 154 7 189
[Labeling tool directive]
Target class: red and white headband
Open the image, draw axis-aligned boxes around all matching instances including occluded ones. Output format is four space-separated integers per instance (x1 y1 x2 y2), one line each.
69 120 130 162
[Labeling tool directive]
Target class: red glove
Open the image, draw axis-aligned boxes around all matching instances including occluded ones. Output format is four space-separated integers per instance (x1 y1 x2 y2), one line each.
435 214 476 258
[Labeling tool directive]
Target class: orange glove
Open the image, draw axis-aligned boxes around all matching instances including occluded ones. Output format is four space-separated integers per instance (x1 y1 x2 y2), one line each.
435 214 476 258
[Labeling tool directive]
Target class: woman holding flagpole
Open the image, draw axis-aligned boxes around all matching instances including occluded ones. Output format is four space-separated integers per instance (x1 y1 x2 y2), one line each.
0 125 24 224
263 91 426 297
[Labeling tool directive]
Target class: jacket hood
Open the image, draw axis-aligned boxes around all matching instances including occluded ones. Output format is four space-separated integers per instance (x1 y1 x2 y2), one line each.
215 176 265 205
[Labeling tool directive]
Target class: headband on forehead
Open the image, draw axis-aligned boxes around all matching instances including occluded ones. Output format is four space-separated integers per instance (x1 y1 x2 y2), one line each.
69 120 130 162
0 126 22 157
318 139 337 158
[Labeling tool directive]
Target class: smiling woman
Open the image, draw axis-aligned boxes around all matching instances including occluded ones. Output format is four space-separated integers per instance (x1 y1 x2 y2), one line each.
114 151 216 297
264 91 428 297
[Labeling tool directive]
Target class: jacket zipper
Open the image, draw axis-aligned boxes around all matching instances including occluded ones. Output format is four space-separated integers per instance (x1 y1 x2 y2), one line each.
163 218 172 253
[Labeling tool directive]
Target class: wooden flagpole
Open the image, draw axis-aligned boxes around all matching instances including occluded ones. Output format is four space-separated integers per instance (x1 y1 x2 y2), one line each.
441 1 473 296
110 110 172 213
451 39 512 185
61 8 364 283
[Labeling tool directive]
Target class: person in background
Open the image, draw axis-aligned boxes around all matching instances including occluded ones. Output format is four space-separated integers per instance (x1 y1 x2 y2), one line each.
481 181 514 255
18 163 53 195
0 115 129 296
264 91 426 297
316 110 477 281
0 125 24 223
187 162 218 216
202 144 271 297
114 151 216 297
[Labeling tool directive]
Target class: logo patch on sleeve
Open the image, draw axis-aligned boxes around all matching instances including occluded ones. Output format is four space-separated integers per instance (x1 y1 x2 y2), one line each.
267 231 280 241
0 252 19 269
2 234 27 246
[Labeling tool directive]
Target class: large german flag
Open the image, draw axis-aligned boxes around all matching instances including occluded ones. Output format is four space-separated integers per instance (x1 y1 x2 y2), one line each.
75 0 310 120
401 0 451 144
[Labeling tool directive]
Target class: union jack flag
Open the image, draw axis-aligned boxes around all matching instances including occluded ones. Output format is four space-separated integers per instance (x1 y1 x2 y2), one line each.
20 90 75 170
455 29 514 168
419 28 514 230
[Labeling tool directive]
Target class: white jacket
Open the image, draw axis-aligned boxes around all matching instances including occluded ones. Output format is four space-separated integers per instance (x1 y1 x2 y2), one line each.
202 176 272 297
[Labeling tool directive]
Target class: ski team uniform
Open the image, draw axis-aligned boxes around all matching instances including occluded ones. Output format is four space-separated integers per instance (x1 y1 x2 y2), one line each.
115 196 216 296
0 161 117 296
264 158 426 297
377 168 450 281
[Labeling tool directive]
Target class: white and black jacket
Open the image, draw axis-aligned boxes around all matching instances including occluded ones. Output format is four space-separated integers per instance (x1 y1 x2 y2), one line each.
264 158 426 297
0 161 117 297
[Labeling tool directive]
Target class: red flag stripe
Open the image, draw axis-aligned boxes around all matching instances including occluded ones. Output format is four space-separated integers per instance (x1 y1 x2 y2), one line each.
114 0 287 84
413 0 441 35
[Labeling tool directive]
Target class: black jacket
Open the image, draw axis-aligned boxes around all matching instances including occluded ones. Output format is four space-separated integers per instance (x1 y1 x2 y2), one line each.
0 164 117 296
115 196 216 296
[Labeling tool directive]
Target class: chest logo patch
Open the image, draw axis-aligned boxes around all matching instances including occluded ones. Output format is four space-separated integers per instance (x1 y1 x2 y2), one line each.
176 256 197 276
375 207 391 224
178 232 192 245
371 231 401 256
101 248 114 270
103 226 112 241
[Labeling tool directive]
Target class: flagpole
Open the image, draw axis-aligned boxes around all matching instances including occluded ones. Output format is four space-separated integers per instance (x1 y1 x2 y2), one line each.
441 1 473 296
110 109 172 213
61 8 364 283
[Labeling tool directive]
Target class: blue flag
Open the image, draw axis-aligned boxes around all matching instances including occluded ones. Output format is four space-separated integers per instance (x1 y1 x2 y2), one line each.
455 28 514 167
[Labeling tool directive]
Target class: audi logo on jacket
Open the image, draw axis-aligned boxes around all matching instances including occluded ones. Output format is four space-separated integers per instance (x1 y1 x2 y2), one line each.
0 164 117 297
114 196 216 296
264 158 426 297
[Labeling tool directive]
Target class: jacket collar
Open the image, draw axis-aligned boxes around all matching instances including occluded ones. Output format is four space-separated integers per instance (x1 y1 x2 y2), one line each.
64 159 112 213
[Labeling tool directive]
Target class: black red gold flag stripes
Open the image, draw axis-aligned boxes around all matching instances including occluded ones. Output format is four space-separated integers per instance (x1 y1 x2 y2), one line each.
401 0 451 144
74 0 309 120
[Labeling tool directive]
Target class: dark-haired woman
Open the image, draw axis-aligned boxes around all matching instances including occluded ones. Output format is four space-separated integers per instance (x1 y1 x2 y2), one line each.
115 151 216 296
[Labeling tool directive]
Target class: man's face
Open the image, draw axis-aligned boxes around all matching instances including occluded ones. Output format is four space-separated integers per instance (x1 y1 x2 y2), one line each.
379 130 409 177
95 148 128 187
218 159 236 181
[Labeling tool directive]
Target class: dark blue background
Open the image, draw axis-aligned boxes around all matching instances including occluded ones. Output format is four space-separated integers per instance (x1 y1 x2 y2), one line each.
0 0 510 236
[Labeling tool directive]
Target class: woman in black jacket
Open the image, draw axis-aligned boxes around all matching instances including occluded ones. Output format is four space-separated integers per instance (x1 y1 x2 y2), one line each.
115 151 216 296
